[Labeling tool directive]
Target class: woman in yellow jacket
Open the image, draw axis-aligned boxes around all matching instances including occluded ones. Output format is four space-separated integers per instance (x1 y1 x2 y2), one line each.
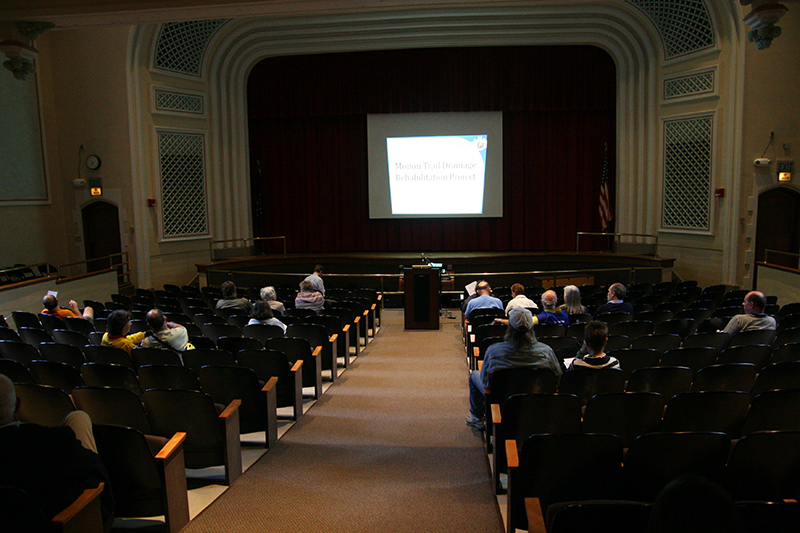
101 309 145 355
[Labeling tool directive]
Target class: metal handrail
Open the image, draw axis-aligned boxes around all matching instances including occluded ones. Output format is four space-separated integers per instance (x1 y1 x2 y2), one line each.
209 236 287 261
576 232 659 254
59 252 130 286
764 248 800 265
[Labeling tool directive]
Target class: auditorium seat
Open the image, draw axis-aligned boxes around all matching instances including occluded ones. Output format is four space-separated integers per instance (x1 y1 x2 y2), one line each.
236 348 304 420
581 392 664 448
72 386 153 434
773 327 800 349
29 361 84 394
609 320 653 339
771 342 800 364
660 391 749 438
654 318 697 338
0 358 34 384
13 383 75 426
64 316 96 337
742 390 800 435
681 331 730 351
607 348 660 379
634 310 673 327
287 323 337 383
138 364 202 393
629 334 682 355
751 361 800 397
506 433 623 532
727 329 777 349
11 310 44 330
199 365 278 448
93 424 190 532
493 393 582 494
83 345 133 369
0 327 21 342
604 335 631 351
242 324 284 345
264 337 322 399
130 347 182 369
38 313 65 335
546 500 651 533
716 344 773 370
200 323 243 343
595 312 633 327
625 366 693 400
0 340 39 366
557 368 626 406
18 327 53 346
143 389 242 485
0 483 106 533
690 363 757 393
659 347 717 376
620 432 730 502
308 314 351 367
725 431 800 503
51 329 90 350
81 362 142 397
216 336 263 354
181 348 237 375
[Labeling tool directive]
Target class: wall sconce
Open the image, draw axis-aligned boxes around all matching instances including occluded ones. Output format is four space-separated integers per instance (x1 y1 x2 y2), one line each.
741 1 790 49
0 21 55 80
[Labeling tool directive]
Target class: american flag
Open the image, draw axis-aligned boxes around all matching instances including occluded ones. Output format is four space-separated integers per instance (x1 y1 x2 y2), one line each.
599 145 614 232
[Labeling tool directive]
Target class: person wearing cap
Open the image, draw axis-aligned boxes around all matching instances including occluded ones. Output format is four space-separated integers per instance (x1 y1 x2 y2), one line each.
466 308 562 429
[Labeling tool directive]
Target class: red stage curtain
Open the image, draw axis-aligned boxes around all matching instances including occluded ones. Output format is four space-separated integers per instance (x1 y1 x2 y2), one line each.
247 46 616 253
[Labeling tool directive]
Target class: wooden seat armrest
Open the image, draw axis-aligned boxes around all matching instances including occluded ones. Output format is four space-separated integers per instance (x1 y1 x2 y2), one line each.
329 333 338 343
470 334 475 343
290 360 303 372
477 358 483 371
51 483 104 527
312 345 322 356
262 376 279 393
354 316 360 324
525 497 547 533
219 399 242 419
370 303 376 310
342 324 350 332
377 294 382 301
506 440 519 469
362 310 369 318
490 403 501 424
155 432 187 460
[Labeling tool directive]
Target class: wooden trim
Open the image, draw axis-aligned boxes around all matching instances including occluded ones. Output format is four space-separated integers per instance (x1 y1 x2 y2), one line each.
155 431 186 460
221 400 242 485
291 360 303 372
312 345 322 357
51 483 104 531
292 359 304 420
262 376 279 392
525 497 546 533
219 398 241 419
262 377 278 448
506 439 519 468
490 403 501 424
156 433 190 533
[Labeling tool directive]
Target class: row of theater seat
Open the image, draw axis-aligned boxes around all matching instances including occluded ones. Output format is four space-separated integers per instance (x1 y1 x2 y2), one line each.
0 283 382 531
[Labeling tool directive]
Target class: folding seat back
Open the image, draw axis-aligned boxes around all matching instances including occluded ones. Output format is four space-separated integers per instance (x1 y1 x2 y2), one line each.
286 323 335 375
264 337 321 398
72 386 152 434
582 392 664 448
182 348 236 375
534 323 567 338
716 344 772 369
130 347 182 370
0 340 39 365
0 358 34 384
82 344 133 369
681 331 730 351
626 366 693 400
13 383 75 426
38 313 65 334
772 341 800 364
11 310 43 330
725 430 800 501
751 361 800 397
138 364 201 392
603 335 631 351
51 329 90 350
629 334 682 355
654 318 697 339
691 363 757 393
92 424 189 529
200 322 242 342
216 336 263 354
547 501 652 533
243 324 284 345
0 327 21 342
81 362 142 397
18 327 53 346
609 320 653 339
558 368 626 405
507 433 623 532
37 342 86 368
609 348 660 379
727 329 776 348
595 312 633 327
659 347 717 376
636 311 675 327
622 432 731 502
774 327 800 348
29 361 84 393
742 389 800 435
237 348 303 419
661 391 749 438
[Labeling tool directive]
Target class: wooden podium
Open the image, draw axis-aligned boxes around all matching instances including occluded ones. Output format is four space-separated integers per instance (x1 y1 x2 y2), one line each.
403 267 440 330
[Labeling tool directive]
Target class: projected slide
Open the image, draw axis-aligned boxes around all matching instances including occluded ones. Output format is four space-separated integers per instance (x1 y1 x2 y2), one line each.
367 112 502 219
387 135 487 215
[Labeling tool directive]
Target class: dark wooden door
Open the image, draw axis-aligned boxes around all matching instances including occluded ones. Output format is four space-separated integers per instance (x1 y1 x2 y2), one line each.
82 201 122 273
755 187 800 269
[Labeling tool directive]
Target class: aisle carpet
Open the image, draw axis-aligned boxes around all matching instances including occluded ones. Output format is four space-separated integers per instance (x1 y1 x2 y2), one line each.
183 309 504 532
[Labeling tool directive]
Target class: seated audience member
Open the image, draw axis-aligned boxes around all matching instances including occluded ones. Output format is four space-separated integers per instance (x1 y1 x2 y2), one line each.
465 281 504 318
295 280 325 313
260 286 285 316
561 284 587 323
102 309 145 355
0 374 115 527
41 293 94 322
569 320 620 370
466 308 562 429
303 264 326 296
215 280 252 313
504 283 539 315
721 290 776 335
534 290 569 326
594 283 634 316
248 300 287 334
141 309 195 351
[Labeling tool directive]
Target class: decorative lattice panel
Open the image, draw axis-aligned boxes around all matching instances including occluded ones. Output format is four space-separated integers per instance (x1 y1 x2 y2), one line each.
664 70 714 99
155 89 204 114
629 0 714 59
154 20 229 76
158 132 208 237
663 116 712 230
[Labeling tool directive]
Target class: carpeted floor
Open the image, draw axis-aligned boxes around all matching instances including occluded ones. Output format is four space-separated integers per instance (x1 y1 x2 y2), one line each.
183 309 504 532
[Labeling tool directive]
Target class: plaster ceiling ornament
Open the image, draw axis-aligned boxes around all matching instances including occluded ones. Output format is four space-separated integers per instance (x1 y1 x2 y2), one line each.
0 20 54 80
740 0 790 48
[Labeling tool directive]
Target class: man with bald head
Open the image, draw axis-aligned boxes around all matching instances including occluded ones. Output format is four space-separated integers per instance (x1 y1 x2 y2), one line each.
722 290 776 335
0 374 114 525
533 290 569 326
141 308 194 352
41 293 94 322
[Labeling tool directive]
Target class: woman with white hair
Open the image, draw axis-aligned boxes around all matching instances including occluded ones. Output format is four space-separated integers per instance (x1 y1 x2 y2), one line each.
259 286 285 316
562 285 587 323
